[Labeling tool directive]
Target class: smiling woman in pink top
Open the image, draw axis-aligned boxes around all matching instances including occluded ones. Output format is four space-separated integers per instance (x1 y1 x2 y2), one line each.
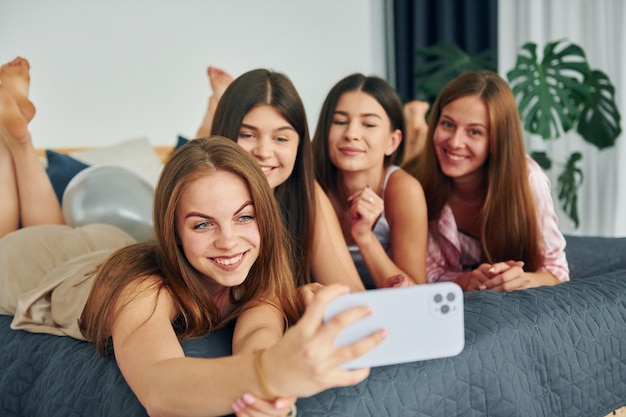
403 71 570 292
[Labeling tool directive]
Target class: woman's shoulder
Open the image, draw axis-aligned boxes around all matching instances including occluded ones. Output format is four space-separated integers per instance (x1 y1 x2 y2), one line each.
524 154 552 189
525 154 542 171
313 179 326 195
117 273 168 299
313 179 336 206
386 166 425 195
384 167 427 217
116 273 178 318
524 154 552 181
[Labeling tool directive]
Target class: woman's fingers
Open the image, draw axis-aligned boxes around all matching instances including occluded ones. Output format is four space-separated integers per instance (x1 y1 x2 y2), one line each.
264 283 387 398
488 260 524 275
482 263 528 291
319 304 374 344
232 394 296 417
348 187 383 218
293 284 350 336
297 282 325 307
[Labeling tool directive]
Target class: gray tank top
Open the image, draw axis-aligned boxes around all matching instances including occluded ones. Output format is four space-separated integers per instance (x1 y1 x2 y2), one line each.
348 165 399 289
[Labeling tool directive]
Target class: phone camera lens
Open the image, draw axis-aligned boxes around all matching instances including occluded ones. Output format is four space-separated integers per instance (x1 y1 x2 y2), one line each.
441 304 450 314
434 294 443 303
447 292 455 302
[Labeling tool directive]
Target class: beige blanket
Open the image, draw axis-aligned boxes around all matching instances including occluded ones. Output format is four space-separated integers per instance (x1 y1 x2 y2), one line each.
0 223 136 340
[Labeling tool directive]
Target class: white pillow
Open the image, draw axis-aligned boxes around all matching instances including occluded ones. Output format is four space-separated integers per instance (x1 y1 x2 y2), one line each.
70 137 163 186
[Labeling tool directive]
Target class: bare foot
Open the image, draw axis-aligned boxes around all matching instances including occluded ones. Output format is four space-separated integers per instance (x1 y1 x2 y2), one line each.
207 66 234 98
196 66 234 138
403 100 430 160
0 57 36 123
0 85 30 146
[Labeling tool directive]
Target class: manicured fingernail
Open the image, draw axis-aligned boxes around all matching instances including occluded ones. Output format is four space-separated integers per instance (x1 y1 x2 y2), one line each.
242 393 255 405
479 285 487 290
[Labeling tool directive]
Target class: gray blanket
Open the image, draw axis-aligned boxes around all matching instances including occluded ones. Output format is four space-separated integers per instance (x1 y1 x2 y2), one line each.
1 235 625 417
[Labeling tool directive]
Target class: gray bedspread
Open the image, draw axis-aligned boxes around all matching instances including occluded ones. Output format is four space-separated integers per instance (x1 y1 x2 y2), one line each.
1 235 625 417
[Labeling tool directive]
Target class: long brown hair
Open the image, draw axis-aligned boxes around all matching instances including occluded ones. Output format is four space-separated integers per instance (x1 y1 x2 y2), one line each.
403 71 543 271
80 137 300 355
312 73 406 195
210 69 315 287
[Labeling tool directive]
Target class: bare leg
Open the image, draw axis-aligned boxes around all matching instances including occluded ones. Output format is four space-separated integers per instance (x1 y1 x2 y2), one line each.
195 66 234 138
0 62 63 237
403 100 430 161
0 92 19 237
0 56 36 123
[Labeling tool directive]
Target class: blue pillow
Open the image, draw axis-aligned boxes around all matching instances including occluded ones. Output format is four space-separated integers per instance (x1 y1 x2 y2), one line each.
175 135 190 150
45 149 90 203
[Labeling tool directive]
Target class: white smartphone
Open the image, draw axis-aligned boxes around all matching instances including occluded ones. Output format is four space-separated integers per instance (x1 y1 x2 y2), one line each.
323 282 465 369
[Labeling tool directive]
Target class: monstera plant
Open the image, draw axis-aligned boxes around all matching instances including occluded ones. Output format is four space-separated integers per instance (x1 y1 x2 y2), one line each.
413 40 622 228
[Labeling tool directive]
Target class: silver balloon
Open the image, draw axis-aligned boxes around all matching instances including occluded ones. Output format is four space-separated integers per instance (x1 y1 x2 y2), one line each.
62 165 155 242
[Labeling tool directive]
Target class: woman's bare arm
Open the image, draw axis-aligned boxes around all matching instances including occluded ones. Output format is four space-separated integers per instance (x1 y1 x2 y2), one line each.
356 170 428 286
111 277 264 417
110 280 382 417
232 300 285 355
386 170 428 284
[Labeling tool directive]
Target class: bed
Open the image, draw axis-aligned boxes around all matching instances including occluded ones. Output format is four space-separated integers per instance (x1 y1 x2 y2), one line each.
1 141 625 417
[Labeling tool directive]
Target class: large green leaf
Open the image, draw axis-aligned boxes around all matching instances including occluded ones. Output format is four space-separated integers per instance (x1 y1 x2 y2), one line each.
506 39 591 139
557 152 584 228
574 70 622 149
413 41 496 100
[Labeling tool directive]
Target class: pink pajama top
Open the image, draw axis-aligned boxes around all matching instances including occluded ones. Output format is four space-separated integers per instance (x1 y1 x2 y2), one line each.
427 155 570 284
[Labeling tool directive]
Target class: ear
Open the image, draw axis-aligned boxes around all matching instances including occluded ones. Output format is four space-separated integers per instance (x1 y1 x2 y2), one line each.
385 129 403 156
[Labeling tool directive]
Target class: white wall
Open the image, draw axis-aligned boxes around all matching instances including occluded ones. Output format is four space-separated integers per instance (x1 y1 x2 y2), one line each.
0 0 387 148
